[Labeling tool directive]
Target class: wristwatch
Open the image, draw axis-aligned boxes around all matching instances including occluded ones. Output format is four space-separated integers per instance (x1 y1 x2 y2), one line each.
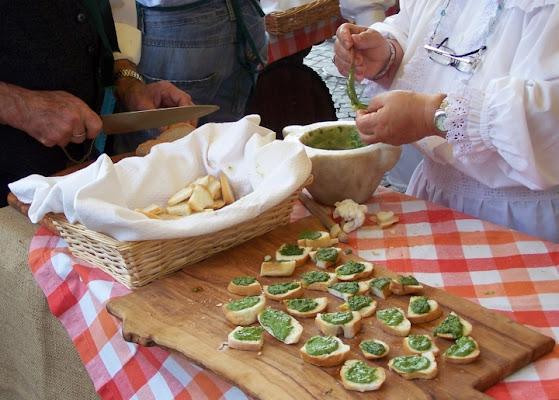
114 69 145 84
433 100 449 134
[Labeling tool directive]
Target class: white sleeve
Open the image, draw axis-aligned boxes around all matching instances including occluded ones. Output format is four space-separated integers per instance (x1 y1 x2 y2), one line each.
109 0 142 65
339 0 396 26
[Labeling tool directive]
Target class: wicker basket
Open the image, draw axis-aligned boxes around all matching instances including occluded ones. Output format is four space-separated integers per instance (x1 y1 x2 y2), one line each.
48 175 312 289
265 0 341 35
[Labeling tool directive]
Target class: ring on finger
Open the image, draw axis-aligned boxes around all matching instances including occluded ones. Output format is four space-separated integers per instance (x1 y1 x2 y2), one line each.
72 131 86 138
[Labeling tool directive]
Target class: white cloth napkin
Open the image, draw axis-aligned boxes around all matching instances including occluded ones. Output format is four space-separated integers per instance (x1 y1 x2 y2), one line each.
9 115 312 241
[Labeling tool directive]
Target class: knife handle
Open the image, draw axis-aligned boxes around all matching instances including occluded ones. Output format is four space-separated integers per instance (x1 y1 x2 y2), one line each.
298 193 349 243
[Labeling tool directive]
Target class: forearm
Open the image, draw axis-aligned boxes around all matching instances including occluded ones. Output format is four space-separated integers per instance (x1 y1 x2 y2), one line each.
368 39 404 88
0 82 27 130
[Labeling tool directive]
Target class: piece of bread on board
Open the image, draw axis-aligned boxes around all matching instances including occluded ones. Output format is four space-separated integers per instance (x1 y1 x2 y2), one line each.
359 339 390 359
222 295 266 326
390 274 424 295
338 295 377 318
406 296 443 324
443 336 481 364
258 307 303 344
227 326 264 351
300 270 337 291
300 335 350 367
297 230 337 249
315 311 362 338
283 297 328 318
433 311 473 340
368 277 392 299
275 243 312 267
227 276 262 296
260 260 297 277
263 281 303 301
340 360 386 392
328 281 370 301
135 122 195 156
388 351 438 380
403 334 440 356
309 247 342 269
376 307 411 336
335 260 374 281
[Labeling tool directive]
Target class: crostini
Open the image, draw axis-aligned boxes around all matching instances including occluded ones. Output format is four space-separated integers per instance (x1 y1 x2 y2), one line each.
263 281 303 301
335 260 374 281
275 243 312 267
340 360 386 392
389 274 423 295
368 277 392 299
403 334 440 356
227 276 262 296
434 311 473 339
300 270 337 291
299 335 350 367
258 307 303 344
315 311 362 338
443 336 480 364
388 352 438 380
328 281 370 301
359 339 390 359
338 295 377 318
376 307 411 336
222 295 267 325
297 230 338 249
406 295 443 324
309 247 342 269
283 297 328 318
260 259 296 277
227 326 265 351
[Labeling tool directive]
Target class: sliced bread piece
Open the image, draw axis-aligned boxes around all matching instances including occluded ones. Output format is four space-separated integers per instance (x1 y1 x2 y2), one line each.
335 260 374 281
433 311 473 340
389 274 423 295
309 247 342 269
388 351 438 380
260 259 297 277
376 307 411 336
222 295 266 326
328 281 370 301
297 230 338 249
443 336 481 364
283 297 328 318
227 276 262 296
227 326 264 351
299 335 350 367
300 270 337 291
368 277 392 299
275 243 312 267
315 311 362 338
220 172 235 205
359 339 390 359
263 281 303 301
258 307 303 344
338 295 377 318
340 360 386 392
406 295 443 324
403 334 440 356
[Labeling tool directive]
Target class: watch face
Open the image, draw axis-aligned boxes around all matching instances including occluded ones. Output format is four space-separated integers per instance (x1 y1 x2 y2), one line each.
434 110 447 133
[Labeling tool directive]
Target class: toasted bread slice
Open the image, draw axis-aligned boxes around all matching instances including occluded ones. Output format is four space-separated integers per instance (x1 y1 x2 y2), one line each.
340 360 386 392
167 186 194 207
406 296 443 324
188 184 214 212
300 335 350 367
388 352 438 380
275 243 312 267
263 281 303 301
222 295 266 326
309 247 342 269
335 260 374 281
403 334 440 356
315 311 362 338
359 339 390 359
338 295 377 318
260 260 297 277
434 311 473 340
328 281 370 301
300 270 337 291
443 336 480 364
284 297 328 318
390 274 423 295
227 276 262 296
297 230 337 249
227 326 264 351
220 172 235 205
368 277 392 299
258 307 303 344
376 307 411 336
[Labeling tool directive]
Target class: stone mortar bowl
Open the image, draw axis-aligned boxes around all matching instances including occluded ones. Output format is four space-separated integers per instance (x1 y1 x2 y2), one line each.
283 121 401 206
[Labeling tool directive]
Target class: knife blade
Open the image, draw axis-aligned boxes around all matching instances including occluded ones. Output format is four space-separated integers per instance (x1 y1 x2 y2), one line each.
100 105 219 135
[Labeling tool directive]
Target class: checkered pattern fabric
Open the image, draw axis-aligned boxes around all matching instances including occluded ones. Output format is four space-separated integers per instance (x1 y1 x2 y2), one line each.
28 187 559 399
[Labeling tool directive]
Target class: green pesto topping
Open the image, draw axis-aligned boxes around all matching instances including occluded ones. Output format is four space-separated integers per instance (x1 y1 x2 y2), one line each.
344 249 353 255
301 270 330 284
226 296 261 311
279 243 305 256
434 314 464 339
302 126 367 151
360 340 386 356
445 336 476 357
347 295 373 311
391 355 430 373
329 281 359 294
410 296 431 314
377 308 404 326
321 311 353 325
370 277 391 291
267 282 300 295
285 298 318 313
316 247 339 262
407 335 432 351
233 326 264 342
305 335 339 356
344 361 378 384
336 260 366 276
299 230 322 240
259 308 292 341
397 274 419 286
232 276 257 286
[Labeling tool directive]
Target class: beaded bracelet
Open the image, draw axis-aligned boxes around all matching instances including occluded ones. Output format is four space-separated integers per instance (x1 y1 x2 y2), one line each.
370 40 396 81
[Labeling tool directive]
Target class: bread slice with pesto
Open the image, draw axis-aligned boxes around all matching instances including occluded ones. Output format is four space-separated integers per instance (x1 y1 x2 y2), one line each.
222 295 267 325
340 360 386 392
376 307 411 336
263 281 304 301
433 311 473 340
258 307 303 344
283 297 328 318
389 274 423 295
338 295 377 318
368 277 392 299
406 295 442 324
403 334 440 356
388 351 438 380
442 336 480 364
299 335 350 367
327 281 370 301
359 339 390 359
335 260 374 281
227 276 262 296
227 326 264 351
309 247 342 269
297 230 338 249
260 259 296 277
275 243 312 267
300 270 337 291
315 311 362 338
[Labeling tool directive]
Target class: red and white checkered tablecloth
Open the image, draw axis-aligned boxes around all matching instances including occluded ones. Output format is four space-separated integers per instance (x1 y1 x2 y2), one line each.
28 187 559 399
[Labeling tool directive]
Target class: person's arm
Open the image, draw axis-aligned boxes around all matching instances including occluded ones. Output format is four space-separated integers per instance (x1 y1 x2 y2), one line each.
110 0 141 65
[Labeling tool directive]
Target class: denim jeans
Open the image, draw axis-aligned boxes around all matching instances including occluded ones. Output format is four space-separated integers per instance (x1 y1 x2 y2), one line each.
108 0 268 154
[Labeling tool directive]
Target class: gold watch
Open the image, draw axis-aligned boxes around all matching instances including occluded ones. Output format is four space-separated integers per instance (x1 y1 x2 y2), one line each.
433 99 449 134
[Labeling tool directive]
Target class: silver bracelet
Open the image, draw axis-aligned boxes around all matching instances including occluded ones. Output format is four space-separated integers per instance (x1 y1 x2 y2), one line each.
114 69 145 84
370 40 396 81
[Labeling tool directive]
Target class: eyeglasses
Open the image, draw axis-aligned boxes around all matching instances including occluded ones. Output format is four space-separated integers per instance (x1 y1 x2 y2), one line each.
424 38 486 74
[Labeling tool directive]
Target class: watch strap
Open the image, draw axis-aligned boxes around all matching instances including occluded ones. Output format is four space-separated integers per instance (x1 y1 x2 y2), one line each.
114 69 145 84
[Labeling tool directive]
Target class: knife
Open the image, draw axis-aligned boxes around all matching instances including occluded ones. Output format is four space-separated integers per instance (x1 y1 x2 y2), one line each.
100 105 219 135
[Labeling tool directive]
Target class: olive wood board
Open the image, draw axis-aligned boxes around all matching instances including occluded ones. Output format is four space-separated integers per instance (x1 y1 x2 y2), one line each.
106 216 555 400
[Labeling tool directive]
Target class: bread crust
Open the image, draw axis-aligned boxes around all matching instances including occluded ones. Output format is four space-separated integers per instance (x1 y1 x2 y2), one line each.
376 307 411 336
443 336 480 364
403 334 440 356
284 297 328 318
315 311 362 338
406 296 443 324
299 336 350 367
263 282 304 301
388 351 438 380
335 261 374 282
227 326 264 351
227 279 262 296
222 295 267 326
340 360 386 392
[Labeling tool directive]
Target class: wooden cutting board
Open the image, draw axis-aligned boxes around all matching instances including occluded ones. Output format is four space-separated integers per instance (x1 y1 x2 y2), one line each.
106 217 555 399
